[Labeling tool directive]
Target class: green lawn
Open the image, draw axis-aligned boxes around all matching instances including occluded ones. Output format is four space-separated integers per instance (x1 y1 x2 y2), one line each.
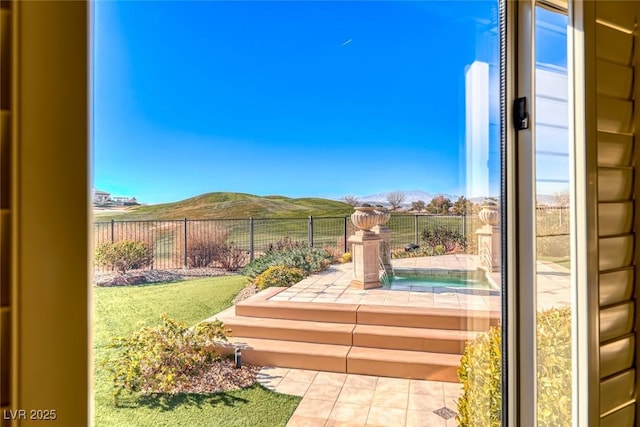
93 276 301 427
538 256 571 271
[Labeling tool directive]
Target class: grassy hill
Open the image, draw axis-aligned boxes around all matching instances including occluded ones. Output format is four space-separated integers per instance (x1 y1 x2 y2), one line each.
93 192 354 221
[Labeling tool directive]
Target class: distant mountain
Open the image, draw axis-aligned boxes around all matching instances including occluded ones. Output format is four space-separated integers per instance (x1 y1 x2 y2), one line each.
536 194 561 206
356 190 460 207
469 194 562 206
93 192 354 221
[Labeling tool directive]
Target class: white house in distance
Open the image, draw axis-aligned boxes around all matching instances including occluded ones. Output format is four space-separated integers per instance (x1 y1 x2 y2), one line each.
92 189 111 205
92 188 138 206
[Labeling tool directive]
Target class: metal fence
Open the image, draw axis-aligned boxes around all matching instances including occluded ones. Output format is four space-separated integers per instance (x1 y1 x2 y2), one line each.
536 206 570 258
93 208 569 271
536 206 570 237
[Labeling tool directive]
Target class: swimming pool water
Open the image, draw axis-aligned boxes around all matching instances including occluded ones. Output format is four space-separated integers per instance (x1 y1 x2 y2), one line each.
382 270 492 291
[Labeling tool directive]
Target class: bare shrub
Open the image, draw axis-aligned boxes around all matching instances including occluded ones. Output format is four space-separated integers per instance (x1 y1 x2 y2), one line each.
216 242 248 271
322 244 344 262
183 224 248 271
186 227 229 268
267 236 305 251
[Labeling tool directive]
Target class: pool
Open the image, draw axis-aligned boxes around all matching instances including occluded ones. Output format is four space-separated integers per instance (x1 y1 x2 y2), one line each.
381 269 494 292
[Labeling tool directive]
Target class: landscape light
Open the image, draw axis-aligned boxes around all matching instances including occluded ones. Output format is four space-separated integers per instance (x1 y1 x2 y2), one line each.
234 348 242 369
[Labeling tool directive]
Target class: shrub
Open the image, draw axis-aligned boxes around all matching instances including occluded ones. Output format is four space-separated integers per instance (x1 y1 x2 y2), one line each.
421 226 467 254
183 226 248 271
340 252 352 263
186 228 228 268
536 307 572 427
267 236 305 251
457 306 571 427
391 247 435 259
242 246 334 278
322 244 345 263
102 314 229 403
215 242 248 271
254 265 306 290
457 326 501 427
95 240 153 273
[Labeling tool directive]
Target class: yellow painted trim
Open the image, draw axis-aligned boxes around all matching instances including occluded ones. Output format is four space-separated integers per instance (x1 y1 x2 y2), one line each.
11 1 89 424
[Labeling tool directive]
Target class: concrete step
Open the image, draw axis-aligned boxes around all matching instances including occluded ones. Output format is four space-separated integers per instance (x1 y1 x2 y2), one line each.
353 324 479 354
235 287 499 331
234 288 359 324
213 288 496 383
347 346 461 382
216 311 478 353
216 337 350 373
356 305 500 331
220 315 355 346
216 337 461 382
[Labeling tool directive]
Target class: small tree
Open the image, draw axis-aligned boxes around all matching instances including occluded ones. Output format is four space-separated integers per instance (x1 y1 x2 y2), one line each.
426 195 452 215
552 190 570 207
386 191 406 211
452 195 471 215
341 195 360 206
411 200 426 212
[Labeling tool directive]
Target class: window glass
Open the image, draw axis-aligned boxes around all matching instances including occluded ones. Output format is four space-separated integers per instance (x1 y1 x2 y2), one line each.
92 2 504 425
534 6 572 426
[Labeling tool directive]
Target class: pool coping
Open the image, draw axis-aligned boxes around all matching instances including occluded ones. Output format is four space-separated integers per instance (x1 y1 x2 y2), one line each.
266 254 503 311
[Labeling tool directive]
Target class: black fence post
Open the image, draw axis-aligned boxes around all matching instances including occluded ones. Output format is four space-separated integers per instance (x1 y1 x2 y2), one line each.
183 218 188 268
249 217 254 262
343 216 348 253
110 219 115 243
308 216 313 247
414 215 419 245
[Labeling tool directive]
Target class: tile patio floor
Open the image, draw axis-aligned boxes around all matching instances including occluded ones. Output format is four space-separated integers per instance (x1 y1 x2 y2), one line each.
267 254 569 312
268 254 502 312
224 255 570 426
256 367 461 427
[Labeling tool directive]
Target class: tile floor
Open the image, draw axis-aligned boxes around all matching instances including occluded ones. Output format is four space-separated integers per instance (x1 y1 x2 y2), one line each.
234 255 570 426
267 254 569 312
257 367 462 427
268 255 502 312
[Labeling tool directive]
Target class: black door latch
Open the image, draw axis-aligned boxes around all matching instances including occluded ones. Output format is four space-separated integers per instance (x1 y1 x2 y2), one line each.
513 97 529 130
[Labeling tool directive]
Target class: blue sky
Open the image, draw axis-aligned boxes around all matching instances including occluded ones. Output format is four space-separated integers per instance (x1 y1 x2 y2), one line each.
93 1 500 205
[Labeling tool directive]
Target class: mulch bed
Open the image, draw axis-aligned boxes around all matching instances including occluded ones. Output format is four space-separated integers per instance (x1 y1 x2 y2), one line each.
233 284 258 304
93 267 232 287
168 358 261 394
95 270 265 394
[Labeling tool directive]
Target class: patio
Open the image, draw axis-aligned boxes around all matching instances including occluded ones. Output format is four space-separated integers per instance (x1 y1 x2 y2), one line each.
257 367 463 427
267 254 502 311
208 254 570 426
267 254 569 311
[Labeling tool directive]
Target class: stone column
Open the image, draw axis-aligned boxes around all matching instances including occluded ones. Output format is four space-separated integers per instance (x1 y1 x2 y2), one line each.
372 207 392 275
349 206 383 289
476 206 500 272
349 230 382 289
372 224 392 275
